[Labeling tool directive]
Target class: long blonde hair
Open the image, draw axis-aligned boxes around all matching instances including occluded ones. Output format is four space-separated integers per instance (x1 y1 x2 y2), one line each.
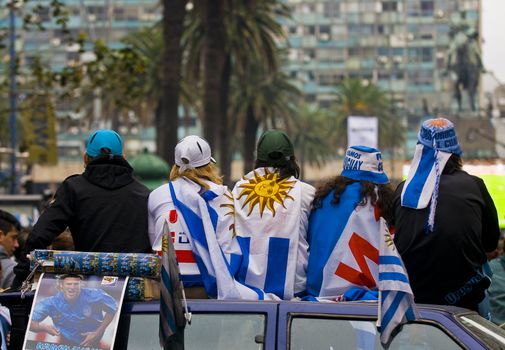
169 163 223 190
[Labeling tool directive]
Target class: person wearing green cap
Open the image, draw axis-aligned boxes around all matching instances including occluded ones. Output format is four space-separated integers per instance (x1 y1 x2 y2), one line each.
12 129 152 289
231 130 315 300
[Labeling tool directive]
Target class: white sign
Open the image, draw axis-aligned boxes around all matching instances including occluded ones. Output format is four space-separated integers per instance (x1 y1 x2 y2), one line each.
347 116 378 148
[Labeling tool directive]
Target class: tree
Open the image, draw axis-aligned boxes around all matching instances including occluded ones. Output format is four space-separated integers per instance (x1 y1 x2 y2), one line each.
159 0 187 165
332 78 404 151
230 59 300 173
290 103 335 179
183 0 291 183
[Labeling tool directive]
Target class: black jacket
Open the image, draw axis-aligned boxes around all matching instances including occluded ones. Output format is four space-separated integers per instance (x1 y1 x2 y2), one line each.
392 169 500 311
13 156 151 287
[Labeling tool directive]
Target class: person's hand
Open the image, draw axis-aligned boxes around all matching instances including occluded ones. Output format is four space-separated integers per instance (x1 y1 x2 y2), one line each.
487 249 499 260
80 329 104 347
43 324 60 336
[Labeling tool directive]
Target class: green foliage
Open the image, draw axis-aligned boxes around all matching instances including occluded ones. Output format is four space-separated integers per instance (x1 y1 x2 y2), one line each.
291 103 336 169
230 57 300 133
183 0 291 108
332 78 405 150
21 0 70 38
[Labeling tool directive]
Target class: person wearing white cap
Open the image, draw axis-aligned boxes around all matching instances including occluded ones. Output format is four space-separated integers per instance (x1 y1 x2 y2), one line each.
148 135 244 299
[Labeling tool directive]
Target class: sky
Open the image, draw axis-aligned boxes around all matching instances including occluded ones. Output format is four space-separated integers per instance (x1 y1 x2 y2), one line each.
482 0 505 84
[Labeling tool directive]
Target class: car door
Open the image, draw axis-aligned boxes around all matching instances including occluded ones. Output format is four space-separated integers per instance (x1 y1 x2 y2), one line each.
124 299 278 350
278 301 484 350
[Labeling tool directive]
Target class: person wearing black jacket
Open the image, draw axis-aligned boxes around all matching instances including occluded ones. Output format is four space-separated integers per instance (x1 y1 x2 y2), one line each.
12 129 151 288
392 118 500 313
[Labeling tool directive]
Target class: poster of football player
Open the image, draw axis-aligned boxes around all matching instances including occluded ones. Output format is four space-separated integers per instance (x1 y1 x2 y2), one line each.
23 273 128 350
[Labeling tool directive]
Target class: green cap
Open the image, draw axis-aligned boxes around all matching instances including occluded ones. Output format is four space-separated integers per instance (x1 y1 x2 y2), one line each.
256 130 294 166
130 149 170 190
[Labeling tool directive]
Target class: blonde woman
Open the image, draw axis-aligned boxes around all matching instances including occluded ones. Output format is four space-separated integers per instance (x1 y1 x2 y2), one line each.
148 135 258 300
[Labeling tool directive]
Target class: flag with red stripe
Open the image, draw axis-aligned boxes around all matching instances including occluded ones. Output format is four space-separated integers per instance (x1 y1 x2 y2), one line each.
159 221 186 349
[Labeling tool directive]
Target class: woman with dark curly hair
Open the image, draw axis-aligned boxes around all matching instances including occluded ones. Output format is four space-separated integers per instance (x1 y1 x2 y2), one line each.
305 145 394 300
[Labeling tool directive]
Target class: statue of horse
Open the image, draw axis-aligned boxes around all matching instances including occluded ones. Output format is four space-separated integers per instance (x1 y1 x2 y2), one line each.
446 29 484 112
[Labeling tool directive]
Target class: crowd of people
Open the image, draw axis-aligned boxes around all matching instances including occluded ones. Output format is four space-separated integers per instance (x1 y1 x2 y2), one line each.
0 117 503 328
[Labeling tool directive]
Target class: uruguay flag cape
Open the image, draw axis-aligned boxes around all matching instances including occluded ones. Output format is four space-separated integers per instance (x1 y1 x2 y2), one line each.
168 178 277 300
306 183 418 346
232 167 305 300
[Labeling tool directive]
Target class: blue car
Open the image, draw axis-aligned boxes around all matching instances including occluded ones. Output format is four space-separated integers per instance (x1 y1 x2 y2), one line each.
2 293 505 349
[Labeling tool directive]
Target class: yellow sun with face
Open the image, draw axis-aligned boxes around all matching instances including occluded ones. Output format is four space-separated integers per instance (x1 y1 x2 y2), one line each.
238 168 296 217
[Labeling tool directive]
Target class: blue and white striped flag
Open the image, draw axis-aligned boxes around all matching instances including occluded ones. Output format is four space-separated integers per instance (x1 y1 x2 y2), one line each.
378 218 419 347
169 179 278 300
159 221 186 349
400 144 450 210
401 144 452 232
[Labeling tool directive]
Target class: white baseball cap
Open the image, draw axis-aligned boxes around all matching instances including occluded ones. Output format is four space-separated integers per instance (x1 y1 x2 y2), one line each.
175 135 216 173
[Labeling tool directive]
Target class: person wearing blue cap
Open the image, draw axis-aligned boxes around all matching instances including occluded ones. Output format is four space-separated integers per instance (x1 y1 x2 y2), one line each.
12 129 152 289
392 118 500 314
305 145 394 300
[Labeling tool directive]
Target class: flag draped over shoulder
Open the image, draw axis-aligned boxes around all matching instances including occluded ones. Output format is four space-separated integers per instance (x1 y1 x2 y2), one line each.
400 144 451 210
160 222 186 349
232 167 305 300
378 218 419 347
306 182 366 298
305 183 418 345
169 178 277 300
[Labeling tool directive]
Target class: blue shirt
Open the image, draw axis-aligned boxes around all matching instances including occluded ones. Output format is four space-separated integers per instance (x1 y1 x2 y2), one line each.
32 288 117 344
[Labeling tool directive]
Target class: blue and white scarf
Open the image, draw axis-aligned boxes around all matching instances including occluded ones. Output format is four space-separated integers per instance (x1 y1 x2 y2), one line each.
168 178 278 300
401 118 461 232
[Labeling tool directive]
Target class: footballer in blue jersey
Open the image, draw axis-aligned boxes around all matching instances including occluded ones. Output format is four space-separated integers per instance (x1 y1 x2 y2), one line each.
30 274 118 346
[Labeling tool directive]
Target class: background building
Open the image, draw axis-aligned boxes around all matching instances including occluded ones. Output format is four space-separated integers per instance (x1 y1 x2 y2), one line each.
282 0 482 120
2 0 161 158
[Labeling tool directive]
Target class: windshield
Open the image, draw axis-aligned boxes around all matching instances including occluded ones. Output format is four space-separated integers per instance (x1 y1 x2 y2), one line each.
458 314 505 349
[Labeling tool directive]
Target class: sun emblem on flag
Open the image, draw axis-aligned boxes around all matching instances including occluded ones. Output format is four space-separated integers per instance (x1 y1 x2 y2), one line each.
383 225 396 251
162 233 168 253
237 168 295 217
220 191 237 236
427 118 449 128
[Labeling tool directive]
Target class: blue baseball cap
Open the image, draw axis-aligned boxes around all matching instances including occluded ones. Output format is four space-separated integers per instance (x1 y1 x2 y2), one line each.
86 129 123 157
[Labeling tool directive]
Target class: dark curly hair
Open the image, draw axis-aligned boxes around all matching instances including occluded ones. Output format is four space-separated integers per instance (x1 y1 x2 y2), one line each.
312 176 395 224
443 154 463 174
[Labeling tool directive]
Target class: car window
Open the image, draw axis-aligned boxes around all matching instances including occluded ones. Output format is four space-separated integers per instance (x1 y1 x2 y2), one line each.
127 313 266 350
459 314 505 349
289 317 462 350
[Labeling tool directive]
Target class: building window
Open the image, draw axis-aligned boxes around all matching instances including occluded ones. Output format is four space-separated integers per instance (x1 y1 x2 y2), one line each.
306 25 316 35
407 70 433 86
421 1 434 16
323 2 340 18
408 47 433 63
318 73 344 86
319 25 331 41
348 47 361 57
381 1 398 12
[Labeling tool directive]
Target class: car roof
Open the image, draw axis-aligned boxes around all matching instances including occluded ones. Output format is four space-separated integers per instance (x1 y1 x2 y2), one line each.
0 291 475 317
